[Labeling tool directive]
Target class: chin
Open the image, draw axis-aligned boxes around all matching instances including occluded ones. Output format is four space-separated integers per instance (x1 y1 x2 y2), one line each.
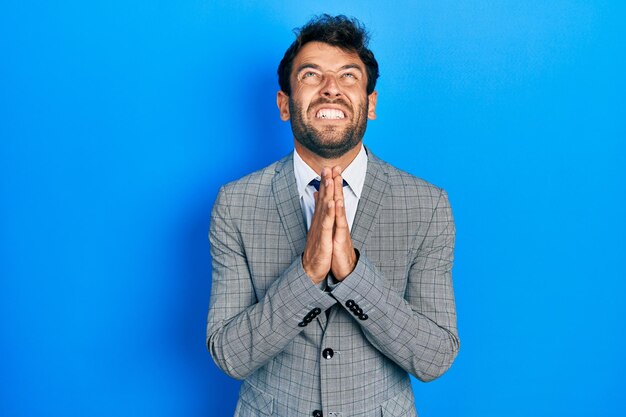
302 138 361 159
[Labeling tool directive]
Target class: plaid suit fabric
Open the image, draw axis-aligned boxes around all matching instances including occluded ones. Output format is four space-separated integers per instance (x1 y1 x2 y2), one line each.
207 150 459 417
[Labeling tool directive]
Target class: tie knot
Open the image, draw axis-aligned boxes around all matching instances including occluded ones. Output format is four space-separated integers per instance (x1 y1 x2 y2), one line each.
309 178 348 191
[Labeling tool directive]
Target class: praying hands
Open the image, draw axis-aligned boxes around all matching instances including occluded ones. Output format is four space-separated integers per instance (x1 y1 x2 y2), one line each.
302 166 357 284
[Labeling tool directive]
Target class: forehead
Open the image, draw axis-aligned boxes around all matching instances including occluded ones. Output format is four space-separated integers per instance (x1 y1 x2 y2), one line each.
292 41 365 73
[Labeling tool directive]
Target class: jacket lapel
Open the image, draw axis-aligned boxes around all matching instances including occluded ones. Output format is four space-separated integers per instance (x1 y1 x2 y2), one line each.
350 151 389 253
272 154 307 259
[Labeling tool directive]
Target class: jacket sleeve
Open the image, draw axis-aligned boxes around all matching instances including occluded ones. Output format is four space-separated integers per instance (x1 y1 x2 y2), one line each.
206 186 337 380
330 189 460 382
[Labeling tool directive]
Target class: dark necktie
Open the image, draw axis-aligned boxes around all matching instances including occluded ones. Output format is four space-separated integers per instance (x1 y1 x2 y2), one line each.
309 178 348 191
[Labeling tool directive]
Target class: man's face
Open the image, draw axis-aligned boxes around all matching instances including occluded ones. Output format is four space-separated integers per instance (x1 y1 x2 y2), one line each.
277 41 377 159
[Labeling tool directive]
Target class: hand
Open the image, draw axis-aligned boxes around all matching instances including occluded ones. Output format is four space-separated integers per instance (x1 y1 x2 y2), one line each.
329 166 357 281
302 167 335 284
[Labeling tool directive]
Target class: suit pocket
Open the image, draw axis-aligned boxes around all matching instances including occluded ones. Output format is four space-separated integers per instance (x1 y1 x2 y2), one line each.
239 382 274 415
381 389 417 417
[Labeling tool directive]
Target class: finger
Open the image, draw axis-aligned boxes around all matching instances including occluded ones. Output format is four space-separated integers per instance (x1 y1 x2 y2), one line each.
335 196 349 232
332 165 343 193
320 167 334 203
311 190 325 229
312 186 333 228
312 191 320 216
321 199 335 231
333 171 344 203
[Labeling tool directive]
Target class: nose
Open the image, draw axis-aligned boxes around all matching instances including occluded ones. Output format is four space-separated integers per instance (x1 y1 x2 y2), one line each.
320 74 342 98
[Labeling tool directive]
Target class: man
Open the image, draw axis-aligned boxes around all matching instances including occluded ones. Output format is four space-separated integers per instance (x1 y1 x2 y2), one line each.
207 15 459 417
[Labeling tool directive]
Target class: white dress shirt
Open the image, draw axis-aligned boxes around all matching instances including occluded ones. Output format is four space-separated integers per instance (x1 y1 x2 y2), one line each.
293 145 368 232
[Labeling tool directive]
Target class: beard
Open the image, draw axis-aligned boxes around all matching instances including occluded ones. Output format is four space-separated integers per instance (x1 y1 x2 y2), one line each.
289 97 368 159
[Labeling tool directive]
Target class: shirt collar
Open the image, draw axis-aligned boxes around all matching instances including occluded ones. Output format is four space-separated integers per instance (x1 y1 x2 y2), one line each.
293 144 368 199
341 145 368 199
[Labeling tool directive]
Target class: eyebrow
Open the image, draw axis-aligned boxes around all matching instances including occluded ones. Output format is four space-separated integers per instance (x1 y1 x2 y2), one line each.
339 64 364 72
295 63 322 74
295 63 364 74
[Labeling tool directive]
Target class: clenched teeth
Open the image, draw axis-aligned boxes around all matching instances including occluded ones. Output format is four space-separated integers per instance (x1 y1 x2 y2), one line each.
316 108 345 119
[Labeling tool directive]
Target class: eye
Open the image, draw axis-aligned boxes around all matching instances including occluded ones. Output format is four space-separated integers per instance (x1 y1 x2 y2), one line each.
300 70 322 85
340 72 359 85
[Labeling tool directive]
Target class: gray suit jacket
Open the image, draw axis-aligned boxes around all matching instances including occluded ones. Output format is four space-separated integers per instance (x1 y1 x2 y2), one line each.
207 150 459 417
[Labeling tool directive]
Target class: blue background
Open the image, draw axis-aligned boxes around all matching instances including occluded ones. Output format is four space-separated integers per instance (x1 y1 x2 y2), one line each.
2 1 625 416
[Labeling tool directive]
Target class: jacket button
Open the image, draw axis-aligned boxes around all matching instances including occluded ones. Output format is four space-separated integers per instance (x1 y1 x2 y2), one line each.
312 307 321 315
298 321 307 327
346 299 355 308
312 410 323 417
359 313 368 320
322 348 334 359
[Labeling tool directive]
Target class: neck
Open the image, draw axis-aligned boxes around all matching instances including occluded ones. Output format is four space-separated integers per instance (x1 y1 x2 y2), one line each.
294 141 363 174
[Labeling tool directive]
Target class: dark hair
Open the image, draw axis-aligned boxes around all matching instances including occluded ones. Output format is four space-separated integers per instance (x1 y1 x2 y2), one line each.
277 14 379 96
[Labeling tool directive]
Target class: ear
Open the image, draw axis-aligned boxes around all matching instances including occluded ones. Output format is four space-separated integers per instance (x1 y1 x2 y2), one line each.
367 91 378 120
276 91 291 121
